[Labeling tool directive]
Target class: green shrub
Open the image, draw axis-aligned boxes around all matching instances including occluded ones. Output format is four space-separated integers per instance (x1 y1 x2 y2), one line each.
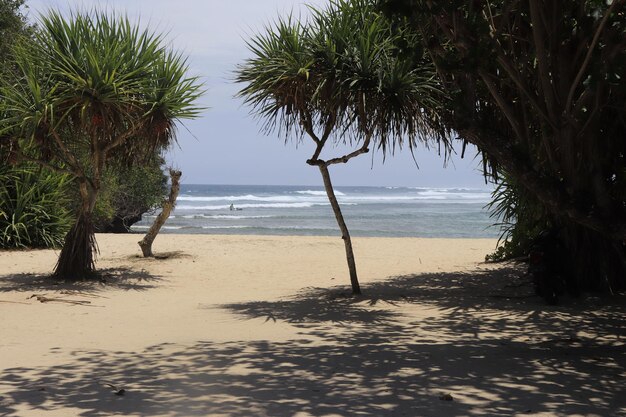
93 157 168 232
485 174 549 262
0 164 73 249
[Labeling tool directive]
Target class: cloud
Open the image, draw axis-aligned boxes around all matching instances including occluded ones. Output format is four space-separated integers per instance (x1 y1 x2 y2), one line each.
24 0 485 187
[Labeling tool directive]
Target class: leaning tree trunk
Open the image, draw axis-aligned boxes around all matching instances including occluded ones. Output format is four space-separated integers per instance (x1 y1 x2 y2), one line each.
318 164 361 295
138 169 182 257
53 180 98 281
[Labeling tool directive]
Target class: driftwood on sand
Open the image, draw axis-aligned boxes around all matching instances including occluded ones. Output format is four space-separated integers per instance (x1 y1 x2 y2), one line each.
138 169 182 257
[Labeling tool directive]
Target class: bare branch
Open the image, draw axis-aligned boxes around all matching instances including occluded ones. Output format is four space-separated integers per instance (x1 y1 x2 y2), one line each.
308 133 372 167
304 113 338 163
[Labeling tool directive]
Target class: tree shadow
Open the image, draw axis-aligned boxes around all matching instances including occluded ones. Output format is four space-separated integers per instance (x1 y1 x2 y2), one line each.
127 251 191 261
212 289 401 325
0 265 624 416
0 267 162 294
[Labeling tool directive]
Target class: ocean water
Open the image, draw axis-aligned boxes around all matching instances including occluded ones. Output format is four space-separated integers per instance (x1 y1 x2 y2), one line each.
131 184 500 238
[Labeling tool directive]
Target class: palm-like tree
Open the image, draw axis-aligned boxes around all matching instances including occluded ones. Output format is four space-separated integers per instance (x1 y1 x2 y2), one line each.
0 10 202 280
237 0 448 294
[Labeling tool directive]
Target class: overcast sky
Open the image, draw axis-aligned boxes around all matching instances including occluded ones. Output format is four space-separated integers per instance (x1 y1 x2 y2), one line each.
26 0 488 188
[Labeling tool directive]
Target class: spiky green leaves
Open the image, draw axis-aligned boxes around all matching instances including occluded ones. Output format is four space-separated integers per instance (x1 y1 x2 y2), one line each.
237 0 450 154
0 164 73 249
0 9 203 168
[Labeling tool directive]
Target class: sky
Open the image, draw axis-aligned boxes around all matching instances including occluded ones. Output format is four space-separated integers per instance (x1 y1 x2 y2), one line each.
25 0 489 188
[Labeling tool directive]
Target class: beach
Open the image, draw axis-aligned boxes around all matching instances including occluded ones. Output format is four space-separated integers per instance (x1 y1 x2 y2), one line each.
0 234 624 417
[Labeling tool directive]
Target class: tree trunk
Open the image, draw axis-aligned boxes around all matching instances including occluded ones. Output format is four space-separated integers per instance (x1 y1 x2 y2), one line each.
53 180 98 281
138 169 182 257
318 164 361 295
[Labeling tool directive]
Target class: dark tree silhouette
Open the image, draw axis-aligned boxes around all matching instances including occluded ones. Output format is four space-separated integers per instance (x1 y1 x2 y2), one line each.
380 0 626 291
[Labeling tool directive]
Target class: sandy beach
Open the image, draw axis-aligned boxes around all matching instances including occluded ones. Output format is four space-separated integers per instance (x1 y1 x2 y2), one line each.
0 234 624 417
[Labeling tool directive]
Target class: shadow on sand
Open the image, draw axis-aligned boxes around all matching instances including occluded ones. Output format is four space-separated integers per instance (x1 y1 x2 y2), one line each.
0 265 624 416
0 267 162 294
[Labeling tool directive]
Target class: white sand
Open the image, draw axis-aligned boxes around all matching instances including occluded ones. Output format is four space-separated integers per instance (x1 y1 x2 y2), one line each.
0 234 624 417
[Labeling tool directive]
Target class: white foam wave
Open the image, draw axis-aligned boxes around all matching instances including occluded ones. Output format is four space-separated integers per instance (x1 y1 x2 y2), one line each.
416 190 492 200
176 202 330 211
201 225 337 231
201 225 251 229
176 188 492 206
343 195 428 201
182 214 274 219
132 225 185 230
295 190 344 196
178 194 317 203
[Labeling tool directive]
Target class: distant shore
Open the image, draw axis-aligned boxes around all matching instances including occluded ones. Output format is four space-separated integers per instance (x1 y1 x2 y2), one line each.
1 234 623 416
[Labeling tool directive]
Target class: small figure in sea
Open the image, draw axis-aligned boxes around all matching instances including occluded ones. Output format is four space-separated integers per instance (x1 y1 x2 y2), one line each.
229 204 234 211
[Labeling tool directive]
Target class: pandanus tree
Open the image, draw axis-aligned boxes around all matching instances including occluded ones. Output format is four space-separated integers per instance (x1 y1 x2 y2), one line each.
237 0 448 294
0 10 202 280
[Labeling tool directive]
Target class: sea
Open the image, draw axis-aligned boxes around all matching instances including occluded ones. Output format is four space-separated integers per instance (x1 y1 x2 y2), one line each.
131 184 500 238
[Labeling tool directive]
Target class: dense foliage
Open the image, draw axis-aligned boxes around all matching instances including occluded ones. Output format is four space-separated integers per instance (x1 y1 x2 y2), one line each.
0 0 73 249
380 0 626 291
0 164 72 248
0 9 202 279
239 0 447 150
1 153 167 248
0 0 31 71
94 157 168 233
0 3 182 251
485 174 549 262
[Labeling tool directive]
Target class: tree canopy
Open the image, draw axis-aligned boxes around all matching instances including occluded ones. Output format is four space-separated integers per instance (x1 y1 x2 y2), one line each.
0 0 31 68
238 0 450 294
239 0 448 155
379 0 626 291
0 9 203 279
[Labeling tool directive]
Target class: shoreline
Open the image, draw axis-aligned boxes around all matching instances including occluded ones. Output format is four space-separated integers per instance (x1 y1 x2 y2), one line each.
1 234 623 416
123 231 501 239
133 183 499 239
